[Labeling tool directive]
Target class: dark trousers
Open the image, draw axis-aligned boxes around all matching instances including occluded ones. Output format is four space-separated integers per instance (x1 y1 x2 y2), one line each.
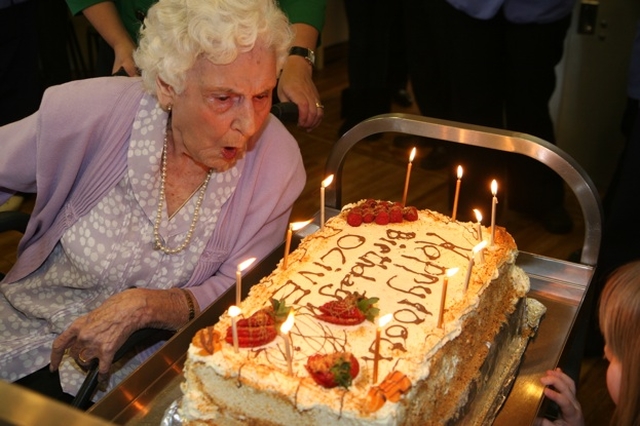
405 0 571 220
14 365 75 405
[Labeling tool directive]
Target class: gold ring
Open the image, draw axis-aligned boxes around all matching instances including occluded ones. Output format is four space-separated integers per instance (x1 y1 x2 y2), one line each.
78 348 90 364
315 101 324 109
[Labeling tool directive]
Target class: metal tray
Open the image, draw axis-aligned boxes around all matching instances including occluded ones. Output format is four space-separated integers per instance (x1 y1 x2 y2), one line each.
88 115 602 425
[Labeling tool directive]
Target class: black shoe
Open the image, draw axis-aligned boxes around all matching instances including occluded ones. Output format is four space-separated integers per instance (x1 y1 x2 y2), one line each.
393 89 413 108
538 207 573 234
420 146 450 170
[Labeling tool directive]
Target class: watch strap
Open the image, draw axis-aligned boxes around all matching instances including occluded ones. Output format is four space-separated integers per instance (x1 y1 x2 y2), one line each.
289 46 315 67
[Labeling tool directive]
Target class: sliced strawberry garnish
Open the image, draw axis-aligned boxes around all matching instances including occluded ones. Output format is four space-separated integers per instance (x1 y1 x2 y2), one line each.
315 292 379 325
306 352 360 389
225 299 290 348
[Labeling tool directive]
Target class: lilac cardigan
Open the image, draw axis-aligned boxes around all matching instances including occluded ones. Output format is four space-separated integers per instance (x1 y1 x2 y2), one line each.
0 77 306 309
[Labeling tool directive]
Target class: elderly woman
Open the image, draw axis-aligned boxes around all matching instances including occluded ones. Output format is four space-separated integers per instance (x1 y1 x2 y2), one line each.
0 0 305 403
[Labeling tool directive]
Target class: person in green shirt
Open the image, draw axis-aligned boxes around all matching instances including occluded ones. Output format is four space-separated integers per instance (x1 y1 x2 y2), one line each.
66 0 326 130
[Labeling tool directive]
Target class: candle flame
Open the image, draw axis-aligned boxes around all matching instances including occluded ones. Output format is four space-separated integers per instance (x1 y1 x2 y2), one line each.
281 310 295 333
238 257 256 272
491 179 498 196
290 219 312 232
229 305 241 317
473 240 488 254
409 147 417 162
457 165 463 179
473 209 482 223
446 267 460 278
322 174 334 188
378 313 393 328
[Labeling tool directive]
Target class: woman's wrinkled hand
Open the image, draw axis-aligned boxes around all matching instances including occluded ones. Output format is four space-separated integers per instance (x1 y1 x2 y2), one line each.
49 289 147 379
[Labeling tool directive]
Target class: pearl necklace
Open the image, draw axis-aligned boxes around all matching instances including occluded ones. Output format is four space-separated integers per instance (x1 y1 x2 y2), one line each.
153 134 212 254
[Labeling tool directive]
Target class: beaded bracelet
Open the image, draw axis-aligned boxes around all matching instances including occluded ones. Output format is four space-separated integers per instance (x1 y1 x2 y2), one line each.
181 289 195 321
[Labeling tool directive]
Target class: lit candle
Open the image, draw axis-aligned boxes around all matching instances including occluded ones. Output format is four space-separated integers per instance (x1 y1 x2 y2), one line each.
464 241 487 292
283 220 312 270
473 209 483 241
228 305 241 353
320 174 334 229
452 165 463 221
473 209 485 263
401 147 417 206
490 180 498 246
280 310 295 375
373 313 393 384
438 268 459 329
236 257 256 306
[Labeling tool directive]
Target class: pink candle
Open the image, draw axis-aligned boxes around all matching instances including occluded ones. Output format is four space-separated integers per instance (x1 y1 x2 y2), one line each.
401 148 417 206
464 241 487 291
280 311 295 375
438 268 459 329
490 180 498 246
320 175 334 229
373 313 393 384
229 305 241 353
283 220 311 270
236 258 256 305
452 166 463 221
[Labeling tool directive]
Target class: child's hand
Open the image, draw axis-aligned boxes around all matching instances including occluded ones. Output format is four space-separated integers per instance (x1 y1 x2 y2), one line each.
538 368 585 426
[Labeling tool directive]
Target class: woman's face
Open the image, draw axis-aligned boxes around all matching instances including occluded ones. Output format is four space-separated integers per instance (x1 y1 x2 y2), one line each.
604 344 622 404
165 43 277 172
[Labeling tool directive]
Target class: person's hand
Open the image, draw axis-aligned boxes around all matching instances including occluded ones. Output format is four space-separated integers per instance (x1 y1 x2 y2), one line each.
49 289 151 383
112 39 138 76
538 368 585 426
276 56 323 131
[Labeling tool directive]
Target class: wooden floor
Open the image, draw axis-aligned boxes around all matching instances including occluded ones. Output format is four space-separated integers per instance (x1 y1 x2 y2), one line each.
0 44 614 424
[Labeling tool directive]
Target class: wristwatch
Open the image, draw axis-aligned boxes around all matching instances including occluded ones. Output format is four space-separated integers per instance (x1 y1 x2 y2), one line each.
289 46 316 67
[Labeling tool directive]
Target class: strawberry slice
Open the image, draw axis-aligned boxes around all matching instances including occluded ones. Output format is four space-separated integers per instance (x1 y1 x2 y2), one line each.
315 292 379 325
225 299 290 348
306 352 360 389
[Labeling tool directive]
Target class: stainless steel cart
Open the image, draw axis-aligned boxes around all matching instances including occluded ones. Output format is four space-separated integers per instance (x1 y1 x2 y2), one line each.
87 114 602 425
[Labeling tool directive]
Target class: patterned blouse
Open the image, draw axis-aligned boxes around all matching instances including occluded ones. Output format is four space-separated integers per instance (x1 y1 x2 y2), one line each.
0 97 241 398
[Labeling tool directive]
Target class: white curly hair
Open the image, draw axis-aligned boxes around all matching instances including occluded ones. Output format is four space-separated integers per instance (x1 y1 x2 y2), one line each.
134 0 293 95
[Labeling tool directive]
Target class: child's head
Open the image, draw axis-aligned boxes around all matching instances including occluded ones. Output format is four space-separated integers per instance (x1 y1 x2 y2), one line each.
598 260 640 425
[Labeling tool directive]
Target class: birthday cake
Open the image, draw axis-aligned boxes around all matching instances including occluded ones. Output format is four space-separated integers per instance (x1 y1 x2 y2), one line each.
180 200 539 425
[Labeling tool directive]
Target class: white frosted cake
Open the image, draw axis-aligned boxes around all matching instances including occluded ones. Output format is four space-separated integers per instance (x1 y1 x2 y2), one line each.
180 200 535 425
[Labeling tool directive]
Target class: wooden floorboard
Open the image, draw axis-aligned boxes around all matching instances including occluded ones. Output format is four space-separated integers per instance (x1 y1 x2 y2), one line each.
0 43 613 425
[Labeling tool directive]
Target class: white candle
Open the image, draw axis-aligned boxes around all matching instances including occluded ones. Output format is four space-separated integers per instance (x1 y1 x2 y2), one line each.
373 313 393 384
229 305 241 353
438 268 459 329
452 165 463 221
236 258 256 306
320 175 334 229
464 241 487 291
280 310 295 375
490 180 498 246
401 147 417 206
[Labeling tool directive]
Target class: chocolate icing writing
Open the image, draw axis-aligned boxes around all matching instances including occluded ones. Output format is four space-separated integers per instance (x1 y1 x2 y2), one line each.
349 251 392 281
423 232 471 259
273 279 311 305
386 275 433 298
394 308 427 325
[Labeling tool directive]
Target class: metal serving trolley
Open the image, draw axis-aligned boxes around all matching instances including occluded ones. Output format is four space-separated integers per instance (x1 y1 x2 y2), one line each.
87 114 602 425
